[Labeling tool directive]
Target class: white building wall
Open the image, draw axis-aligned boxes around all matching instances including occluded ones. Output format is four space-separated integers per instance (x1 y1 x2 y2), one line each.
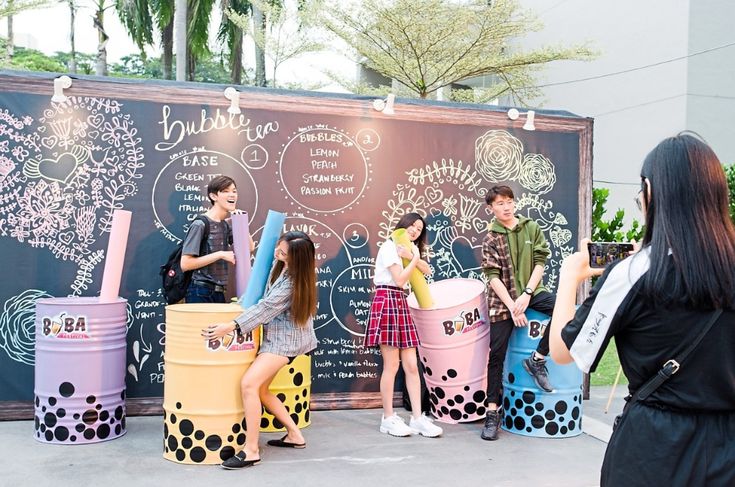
516 0 706 222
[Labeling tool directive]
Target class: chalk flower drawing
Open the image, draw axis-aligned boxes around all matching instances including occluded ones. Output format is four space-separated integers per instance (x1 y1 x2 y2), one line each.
474 130 523 182
0 96 143 278
0 289 53 366
519 153 557 194
17 181 74 240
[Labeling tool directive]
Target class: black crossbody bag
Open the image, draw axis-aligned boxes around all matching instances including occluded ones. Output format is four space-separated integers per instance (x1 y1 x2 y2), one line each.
613 309 723 430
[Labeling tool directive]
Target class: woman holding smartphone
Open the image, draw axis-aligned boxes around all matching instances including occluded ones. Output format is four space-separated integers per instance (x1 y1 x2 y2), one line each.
550 133 735 486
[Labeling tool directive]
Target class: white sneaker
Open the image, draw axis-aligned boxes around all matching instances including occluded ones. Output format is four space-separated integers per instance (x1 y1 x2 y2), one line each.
409 414 443 438
379 414 414 437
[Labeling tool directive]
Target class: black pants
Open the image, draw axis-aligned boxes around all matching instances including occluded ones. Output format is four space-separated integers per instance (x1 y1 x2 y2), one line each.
486 291 556 406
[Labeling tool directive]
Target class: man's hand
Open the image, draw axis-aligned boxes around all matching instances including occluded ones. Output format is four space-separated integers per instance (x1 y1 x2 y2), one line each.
219 250 236 264
512 311 528 327
512 293 531 316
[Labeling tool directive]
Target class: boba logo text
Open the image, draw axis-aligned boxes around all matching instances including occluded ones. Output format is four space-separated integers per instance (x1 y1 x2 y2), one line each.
528 319 548 339
206 330 256 352
41 313 91 340
442 308 483 336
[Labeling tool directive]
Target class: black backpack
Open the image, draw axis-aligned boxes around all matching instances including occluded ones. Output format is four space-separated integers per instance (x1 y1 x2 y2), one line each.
160 216 210 305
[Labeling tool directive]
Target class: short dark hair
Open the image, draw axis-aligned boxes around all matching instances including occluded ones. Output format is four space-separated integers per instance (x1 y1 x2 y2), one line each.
206 176 236 205
485 185 514 205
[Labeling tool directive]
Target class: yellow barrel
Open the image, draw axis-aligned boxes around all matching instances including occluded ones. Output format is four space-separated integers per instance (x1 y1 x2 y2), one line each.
163 303 259 464
260 354 312 432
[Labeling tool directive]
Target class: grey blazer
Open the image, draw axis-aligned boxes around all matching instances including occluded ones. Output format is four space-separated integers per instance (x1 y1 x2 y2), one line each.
234 270 318 357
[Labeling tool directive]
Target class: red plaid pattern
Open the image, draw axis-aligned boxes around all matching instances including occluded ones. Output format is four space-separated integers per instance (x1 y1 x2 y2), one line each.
364 286 420 349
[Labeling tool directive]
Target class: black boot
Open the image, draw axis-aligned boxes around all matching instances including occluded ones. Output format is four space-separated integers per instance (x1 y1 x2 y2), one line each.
481 410 500 441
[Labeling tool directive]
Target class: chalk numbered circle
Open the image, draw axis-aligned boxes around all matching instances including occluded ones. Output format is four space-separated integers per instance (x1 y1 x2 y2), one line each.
152 150 258 242
278 128 370 213
329 264 375 336
252 216 352 332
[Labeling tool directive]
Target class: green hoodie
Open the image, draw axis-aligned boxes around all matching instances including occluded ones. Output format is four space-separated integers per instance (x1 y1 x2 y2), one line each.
486 215 550 295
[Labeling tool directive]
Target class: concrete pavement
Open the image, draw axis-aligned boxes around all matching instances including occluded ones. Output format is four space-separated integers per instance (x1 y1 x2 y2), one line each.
0 385 628 487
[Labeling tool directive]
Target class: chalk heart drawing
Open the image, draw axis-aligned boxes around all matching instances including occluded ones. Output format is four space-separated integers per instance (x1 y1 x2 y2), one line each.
473 217 488 234
58 231 74 245
451 236 483 274
550 226 572 247
0 96 144 297
87 113 104 128
424 187 443 205
37 152 81 183
41 136 58 149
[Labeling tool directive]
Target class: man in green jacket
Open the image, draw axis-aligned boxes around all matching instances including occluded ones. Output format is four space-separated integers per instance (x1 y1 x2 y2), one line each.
479 185 556 441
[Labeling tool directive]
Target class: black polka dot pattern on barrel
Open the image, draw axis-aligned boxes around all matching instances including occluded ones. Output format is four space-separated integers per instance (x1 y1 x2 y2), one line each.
502 390 583 438
260 359 311 432
163 400 252 464
426 366 487 422
34 381 127 444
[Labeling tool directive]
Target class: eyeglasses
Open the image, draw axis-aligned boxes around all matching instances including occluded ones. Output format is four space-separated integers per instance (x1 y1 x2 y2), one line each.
634 189 643 212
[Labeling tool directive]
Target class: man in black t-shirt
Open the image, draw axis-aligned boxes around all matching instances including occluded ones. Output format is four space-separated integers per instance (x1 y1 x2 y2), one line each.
180 175 238 303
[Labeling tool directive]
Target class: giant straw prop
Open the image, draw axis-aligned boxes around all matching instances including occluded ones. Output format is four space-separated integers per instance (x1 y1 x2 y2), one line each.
99 209 132 303
391 228 433 308
240 210 286 307
231 212 252 297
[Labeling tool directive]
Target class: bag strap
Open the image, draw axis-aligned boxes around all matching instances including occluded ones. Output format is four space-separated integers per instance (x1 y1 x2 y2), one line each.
633 309 723 402
196 215 210 256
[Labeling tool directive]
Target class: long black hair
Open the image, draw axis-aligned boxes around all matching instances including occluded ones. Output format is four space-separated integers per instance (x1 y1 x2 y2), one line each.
639 133 735 308
395 212 428 259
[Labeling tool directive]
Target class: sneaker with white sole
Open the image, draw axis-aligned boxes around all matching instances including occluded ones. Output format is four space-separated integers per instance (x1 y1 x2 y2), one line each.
379 414 414 437
409 414 443 438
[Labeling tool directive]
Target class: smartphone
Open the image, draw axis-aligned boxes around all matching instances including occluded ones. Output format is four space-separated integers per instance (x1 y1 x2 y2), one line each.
587 242 635 269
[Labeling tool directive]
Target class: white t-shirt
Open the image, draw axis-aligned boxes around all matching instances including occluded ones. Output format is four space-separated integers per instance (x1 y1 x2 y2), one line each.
373 239 416 288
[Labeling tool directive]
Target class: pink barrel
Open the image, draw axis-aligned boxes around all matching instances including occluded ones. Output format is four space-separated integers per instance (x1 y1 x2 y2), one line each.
34 297 127 444
407 278 490 424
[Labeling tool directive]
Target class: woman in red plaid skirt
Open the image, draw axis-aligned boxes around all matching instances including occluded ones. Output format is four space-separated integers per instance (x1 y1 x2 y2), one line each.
364 213 442 438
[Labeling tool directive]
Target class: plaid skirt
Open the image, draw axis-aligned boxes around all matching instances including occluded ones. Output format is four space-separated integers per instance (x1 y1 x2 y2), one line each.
363 285 420 349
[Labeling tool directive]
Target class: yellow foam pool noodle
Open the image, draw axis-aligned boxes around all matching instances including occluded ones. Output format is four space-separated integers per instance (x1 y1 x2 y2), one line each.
391 228 434 309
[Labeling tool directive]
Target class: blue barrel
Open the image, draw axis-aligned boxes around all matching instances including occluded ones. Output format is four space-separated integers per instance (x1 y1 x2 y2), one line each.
501 309 583 438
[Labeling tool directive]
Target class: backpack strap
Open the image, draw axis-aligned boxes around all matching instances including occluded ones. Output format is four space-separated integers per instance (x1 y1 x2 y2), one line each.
195 215 210 256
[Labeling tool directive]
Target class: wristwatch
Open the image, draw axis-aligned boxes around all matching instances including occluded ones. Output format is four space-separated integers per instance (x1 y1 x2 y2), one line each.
232 320 242 336
523 287 533 296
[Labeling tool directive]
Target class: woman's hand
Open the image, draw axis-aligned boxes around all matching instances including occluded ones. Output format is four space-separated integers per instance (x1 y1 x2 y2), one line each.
560 238 605 283
396 244 417 261
201 321 235 339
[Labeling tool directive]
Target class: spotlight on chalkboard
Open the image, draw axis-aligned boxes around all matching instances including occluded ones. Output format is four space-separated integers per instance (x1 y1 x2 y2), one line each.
523 110 536 131
51 75 72 103
507 108 535 131
223 87 241 115
373 93 395 115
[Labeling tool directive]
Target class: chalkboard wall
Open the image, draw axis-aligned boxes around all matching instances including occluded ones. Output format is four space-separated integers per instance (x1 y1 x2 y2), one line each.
0 71 592 418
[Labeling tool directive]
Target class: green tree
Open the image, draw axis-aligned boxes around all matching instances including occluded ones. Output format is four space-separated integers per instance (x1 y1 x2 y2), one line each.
217 0 251 84
320 0 595 101
592 187 644 243
227 0 322 87
724 163 735 224
0 42 65 71
54 50 97 73
0 0 50 66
